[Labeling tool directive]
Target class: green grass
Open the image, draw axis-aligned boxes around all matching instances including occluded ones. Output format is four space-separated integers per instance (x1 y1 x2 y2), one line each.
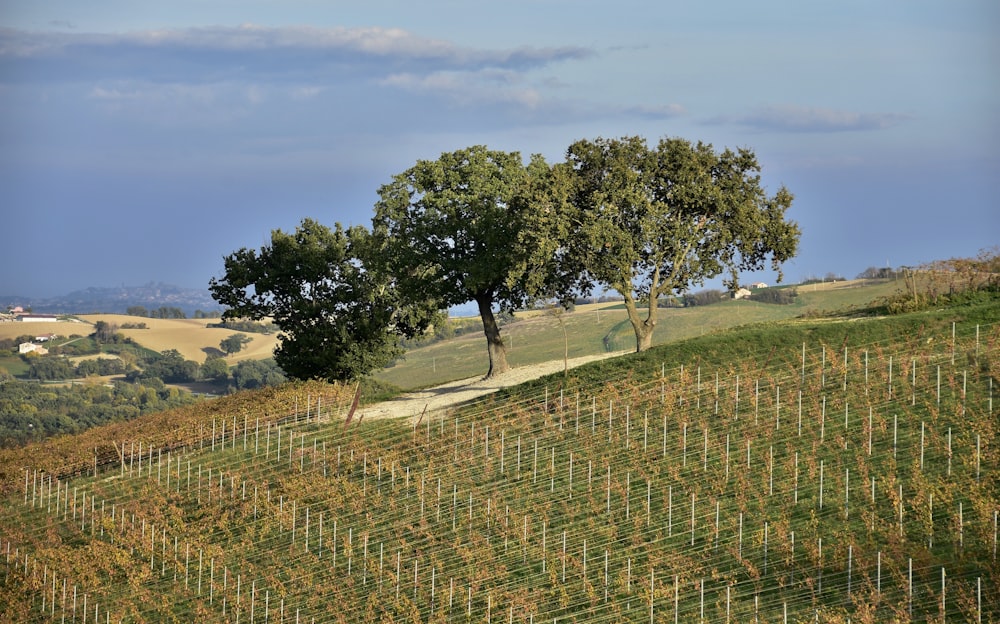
0 355 29 377
377 279 905 390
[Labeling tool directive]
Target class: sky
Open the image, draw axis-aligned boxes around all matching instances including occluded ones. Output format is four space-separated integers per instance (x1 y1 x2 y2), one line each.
1 1 997 301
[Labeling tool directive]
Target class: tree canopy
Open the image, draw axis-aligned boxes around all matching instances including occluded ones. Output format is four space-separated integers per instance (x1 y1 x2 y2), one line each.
566 136 800 351
209 218 432 382
372 145 570 378
208 135 800 382
219 333 252 355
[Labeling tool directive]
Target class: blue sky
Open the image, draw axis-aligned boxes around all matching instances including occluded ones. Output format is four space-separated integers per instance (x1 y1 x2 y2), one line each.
1 1 997 300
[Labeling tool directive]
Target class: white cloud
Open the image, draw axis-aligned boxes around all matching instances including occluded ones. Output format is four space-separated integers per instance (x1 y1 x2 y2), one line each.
0 25 593 77
712 104 910 133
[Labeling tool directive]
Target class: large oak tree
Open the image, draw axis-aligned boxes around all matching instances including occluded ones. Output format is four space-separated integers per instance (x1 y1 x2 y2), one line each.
566 136 800 352
209 218 432 382
373 146 570 378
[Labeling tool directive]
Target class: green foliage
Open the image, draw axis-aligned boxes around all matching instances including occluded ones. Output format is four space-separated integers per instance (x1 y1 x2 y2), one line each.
210 219 425 382
230 358 286 390
208 318 276 334
150 306 186 319
125 349 200 384
682 288 727 307
219 333 252 355
75 357 127 377
46 335 100 356
374 146 571 377
92 320 121 343
200 356 230 383
0 379 200 447
565 136 800 351
750 286 798 305
26 355 75 380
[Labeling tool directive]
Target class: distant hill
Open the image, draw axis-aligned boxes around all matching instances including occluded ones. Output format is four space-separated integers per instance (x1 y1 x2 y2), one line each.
0 282 222 316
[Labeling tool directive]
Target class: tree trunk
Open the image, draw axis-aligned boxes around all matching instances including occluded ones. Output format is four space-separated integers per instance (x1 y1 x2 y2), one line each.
622 294 657 352
476 293 510 378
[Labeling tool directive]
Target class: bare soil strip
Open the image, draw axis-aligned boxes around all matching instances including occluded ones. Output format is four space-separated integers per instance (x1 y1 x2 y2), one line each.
359 352 625 423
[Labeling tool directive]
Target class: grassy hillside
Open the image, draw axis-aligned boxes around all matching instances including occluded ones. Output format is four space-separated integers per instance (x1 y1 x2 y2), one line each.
377 278 902 390
1 290 996 622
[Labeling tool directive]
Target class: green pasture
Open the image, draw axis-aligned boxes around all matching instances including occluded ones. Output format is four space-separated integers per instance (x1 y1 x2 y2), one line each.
377 279 904 390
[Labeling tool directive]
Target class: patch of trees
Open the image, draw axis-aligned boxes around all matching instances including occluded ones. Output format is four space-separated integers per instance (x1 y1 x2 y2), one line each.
125 349 199 384
211 136 800 382
125 306 187 319
801 273 846 285
0 378 199 448
209 319 277 334
219 333 252 355
93 320 123 343
751 287 799 305
681 289 728 307
231 359 286 390
0 335 38 352
857 267 900 280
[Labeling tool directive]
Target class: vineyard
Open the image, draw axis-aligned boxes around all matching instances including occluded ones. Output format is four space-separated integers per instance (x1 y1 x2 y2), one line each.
1 299 998 622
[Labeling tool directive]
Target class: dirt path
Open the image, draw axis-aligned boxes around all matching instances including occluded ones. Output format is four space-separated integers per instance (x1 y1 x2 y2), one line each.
358 351 627 423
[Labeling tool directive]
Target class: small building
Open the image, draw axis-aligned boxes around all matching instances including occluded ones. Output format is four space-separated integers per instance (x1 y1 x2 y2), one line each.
733 288 753 300
750 282 768 289
17 314 58 322
35 333 58 342
19 342 48 355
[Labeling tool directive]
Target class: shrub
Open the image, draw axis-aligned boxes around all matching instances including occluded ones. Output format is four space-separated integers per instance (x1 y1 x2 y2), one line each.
752 287 798 305
683 289 727 307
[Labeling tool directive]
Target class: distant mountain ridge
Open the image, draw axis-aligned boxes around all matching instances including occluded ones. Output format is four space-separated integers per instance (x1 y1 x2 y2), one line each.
1 282 222 316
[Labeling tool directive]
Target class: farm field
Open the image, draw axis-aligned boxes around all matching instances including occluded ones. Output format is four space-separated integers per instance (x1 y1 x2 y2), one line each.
80 315 280 364
1 291 996 622
0 316 280 366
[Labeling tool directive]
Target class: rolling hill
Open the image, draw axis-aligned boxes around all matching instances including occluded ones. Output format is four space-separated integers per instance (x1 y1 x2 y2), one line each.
1 285 996 622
